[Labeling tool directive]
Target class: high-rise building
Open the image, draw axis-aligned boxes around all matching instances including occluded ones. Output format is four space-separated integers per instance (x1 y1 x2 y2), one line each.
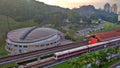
111 4 118 14
104 3 111 13
118 11 120 14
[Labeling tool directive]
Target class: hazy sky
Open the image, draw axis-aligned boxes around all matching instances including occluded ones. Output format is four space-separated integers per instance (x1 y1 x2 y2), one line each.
36 0 120 10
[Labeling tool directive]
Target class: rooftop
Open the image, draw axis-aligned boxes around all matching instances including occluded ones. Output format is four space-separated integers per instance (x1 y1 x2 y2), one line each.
7 27 58 43
94 30 120 41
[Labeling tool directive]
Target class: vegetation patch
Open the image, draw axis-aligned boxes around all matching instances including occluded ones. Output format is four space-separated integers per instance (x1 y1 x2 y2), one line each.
53 47 120 68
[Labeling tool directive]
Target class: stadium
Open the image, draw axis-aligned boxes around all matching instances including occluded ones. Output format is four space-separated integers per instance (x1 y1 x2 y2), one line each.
6 27 64 55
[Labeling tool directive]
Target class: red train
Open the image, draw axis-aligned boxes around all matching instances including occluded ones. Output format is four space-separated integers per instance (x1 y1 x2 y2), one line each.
53 38 120 60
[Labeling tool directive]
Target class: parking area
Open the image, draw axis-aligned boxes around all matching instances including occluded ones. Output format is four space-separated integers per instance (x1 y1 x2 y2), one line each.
77 23 104 36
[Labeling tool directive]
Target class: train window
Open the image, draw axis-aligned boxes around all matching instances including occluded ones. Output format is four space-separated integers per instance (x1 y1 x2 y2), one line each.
35 45 39 48
51 43 53 45
23 46 27 48
7 43 10 45
29 45 34 48
54 41 57 43
19 45 22 47
46 44 49 46
8 43 12 46
14 45 17 47
97 46 104 50
41 44 44 47
89 45 104 52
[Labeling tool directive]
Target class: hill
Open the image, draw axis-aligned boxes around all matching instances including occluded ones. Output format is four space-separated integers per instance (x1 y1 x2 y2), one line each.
0 0 69 21
0 0 118 23
72 5 118 23
73 5 95 15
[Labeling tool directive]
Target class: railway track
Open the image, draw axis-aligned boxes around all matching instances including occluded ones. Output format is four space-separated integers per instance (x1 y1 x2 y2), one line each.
24 59 56 68
0 40 87 65
25 42 120 68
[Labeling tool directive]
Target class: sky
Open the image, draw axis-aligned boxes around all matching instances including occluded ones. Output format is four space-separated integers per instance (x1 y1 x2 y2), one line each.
36 0 120 11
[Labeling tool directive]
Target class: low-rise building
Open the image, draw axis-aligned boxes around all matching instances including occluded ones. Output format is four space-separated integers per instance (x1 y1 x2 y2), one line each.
6 27 64 55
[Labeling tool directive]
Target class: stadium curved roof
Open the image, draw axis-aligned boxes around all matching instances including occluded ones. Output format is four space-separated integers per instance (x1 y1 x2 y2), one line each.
7 27 58 43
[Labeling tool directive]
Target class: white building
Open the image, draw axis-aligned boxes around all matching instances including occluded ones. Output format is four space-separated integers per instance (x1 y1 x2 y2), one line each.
6 27 64 55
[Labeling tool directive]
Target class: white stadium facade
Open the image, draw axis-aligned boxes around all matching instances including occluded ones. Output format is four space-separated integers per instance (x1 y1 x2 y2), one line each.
6 27 64 55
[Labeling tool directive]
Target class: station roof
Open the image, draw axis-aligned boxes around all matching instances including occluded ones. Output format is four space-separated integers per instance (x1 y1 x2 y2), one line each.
94 30 120 41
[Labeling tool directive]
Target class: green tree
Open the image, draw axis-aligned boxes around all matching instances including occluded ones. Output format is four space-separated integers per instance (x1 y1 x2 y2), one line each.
99 49 108 65
79 53 93 68
67 11 80 23
116 47 120 58
90 14 99 20
107 47 116 62
68 58 83 68
90 51 101 68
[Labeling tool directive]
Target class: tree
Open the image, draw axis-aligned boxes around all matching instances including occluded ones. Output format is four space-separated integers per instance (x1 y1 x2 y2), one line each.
107 47 116 62
68 46 120 68
116 46 120 58
90 14 99 20
99 49 108 67
34 14 45 25
79 53 93 68
67 11 80 23
90 51 102 68
68 58 83 68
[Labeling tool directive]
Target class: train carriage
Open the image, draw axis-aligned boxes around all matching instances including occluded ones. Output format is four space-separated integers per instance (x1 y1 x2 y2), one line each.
54 46 88 60
87 41 107 52
107 38 120 47
53 37 120 60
